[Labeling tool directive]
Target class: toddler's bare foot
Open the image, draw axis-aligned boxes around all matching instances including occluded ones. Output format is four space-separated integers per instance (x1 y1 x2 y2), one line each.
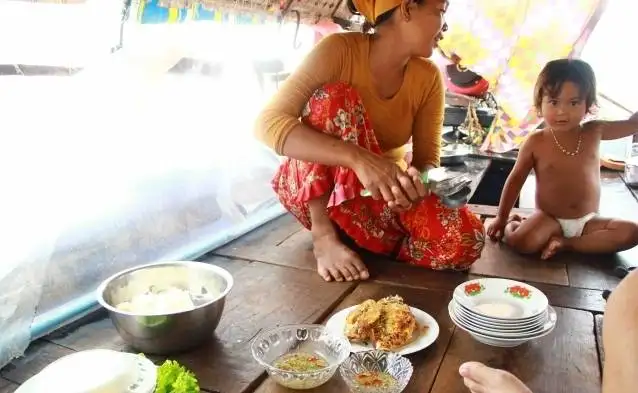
313 234 369 282
459 362 533 393
541 236 564 260
508 214 524 223
501 215 526 244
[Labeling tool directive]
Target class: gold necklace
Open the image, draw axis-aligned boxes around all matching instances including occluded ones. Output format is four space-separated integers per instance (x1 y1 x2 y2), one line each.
550 127 582 156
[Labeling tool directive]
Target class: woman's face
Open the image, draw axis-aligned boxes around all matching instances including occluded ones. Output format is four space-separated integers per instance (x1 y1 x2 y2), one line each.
401 0 449 58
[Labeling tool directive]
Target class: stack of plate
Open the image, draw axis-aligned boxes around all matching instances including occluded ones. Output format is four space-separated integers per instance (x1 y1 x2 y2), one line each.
448 278 557 347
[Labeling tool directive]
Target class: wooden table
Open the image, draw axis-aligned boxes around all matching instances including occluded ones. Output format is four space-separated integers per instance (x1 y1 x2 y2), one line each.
2 167 635 393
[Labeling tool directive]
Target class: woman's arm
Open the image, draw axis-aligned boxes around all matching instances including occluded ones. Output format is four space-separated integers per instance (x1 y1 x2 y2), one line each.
411 62 445 172
254 34 360 168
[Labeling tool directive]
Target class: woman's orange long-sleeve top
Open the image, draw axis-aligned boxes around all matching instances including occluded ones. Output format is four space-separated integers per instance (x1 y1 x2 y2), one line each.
254 32 445 170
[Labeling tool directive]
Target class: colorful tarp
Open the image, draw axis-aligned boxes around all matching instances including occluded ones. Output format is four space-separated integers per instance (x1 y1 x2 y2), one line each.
438 0 606 152
135 0 278 24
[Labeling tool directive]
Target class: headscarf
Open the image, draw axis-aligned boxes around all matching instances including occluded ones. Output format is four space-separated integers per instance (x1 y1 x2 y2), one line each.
352 0 402 24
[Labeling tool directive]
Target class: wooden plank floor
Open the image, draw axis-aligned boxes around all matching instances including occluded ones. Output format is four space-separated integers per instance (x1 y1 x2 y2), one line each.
0 378 17 393
1 258 357 393
430 307 600 393
2 168 636 392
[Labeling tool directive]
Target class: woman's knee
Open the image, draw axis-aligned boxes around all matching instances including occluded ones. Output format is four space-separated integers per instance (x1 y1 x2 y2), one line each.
461 215 486 257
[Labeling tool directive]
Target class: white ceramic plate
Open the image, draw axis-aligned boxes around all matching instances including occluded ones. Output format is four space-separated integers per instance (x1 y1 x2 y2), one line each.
325 305 440 355
454 301 547 330
453 278 548 320
452 303 556 338
449 301 557 343
15 350 156 393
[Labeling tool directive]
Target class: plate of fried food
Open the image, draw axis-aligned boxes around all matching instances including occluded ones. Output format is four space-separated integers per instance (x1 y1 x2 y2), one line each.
325 295 440 355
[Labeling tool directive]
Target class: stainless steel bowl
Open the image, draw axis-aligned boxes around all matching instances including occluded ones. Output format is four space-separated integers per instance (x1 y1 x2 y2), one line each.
97 261 233 355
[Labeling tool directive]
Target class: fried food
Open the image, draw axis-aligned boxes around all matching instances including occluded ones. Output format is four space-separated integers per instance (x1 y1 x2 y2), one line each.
344 299 381 343
344 295 419 350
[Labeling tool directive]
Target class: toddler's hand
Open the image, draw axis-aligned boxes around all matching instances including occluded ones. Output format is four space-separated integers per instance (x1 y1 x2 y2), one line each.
487 217 507 241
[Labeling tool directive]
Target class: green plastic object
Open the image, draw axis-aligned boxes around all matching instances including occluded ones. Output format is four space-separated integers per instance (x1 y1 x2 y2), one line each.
359 171 429 197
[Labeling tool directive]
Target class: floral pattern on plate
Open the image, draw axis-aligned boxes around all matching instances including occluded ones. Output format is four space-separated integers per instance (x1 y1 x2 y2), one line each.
463 282 485 296
505 285 532 299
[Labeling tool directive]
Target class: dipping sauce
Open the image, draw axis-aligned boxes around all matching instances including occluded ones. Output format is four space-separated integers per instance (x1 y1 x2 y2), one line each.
273 352 328 372
354 371 397 389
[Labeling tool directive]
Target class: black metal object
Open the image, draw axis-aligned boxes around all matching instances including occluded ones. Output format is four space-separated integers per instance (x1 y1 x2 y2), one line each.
440 152 468 166
601 266 636 302
469 158 520 207
602 289 611 301
444 106 496 129
443 105 496 144
613 265 636 279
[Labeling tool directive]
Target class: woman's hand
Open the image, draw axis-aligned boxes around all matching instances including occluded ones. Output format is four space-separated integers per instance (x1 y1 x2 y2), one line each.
387 167 429 211
351 150 412 208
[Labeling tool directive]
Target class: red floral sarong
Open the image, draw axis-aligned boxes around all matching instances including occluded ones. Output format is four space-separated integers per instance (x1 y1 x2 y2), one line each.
272 82 485 270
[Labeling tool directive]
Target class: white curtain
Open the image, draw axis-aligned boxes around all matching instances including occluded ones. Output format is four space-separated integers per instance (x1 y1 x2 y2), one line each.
0 1 312 368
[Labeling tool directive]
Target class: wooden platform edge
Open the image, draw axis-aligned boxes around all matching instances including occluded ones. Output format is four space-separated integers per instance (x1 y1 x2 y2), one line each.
0 376 18 393
595 314 605 373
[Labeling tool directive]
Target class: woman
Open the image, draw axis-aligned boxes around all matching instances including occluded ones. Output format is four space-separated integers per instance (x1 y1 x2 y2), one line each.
254 0 485 282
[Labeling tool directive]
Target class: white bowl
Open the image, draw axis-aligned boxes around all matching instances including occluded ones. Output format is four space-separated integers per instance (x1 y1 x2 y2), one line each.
453 278 548 320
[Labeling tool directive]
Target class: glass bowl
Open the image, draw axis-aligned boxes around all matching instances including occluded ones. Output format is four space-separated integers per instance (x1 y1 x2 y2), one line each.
251 324 351 390
339 350 413 393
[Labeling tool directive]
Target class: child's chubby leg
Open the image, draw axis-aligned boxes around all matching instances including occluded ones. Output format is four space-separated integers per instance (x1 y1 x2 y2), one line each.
503 210 562 254
502 214 524 238
543 217 638 259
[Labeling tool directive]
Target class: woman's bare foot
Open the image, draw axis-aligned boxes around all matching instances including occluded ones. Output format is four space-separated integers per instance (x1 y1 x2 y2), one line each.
541 236 564 260
313 234 369 282
459 362 533 393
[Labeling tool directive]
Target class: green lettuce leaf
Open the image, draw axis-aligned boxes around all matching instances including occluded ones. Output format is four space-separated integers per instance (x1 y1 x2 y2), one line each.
155 359 200 393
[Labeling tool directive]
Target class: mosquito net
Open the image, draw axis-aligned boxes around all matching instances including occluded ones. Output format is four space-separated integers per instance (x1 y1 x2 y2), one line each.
0 0 314 368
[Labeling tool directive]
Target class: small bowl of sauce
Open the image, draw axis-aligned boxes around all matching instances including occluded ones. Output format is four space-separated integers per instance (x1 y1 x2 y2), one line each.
340 350 413 393
251 324 351 390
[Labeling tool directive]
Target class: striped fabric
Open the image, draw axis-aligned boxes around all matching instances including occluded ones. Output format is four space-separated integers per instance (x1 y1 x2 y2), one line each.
135 0 278 24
